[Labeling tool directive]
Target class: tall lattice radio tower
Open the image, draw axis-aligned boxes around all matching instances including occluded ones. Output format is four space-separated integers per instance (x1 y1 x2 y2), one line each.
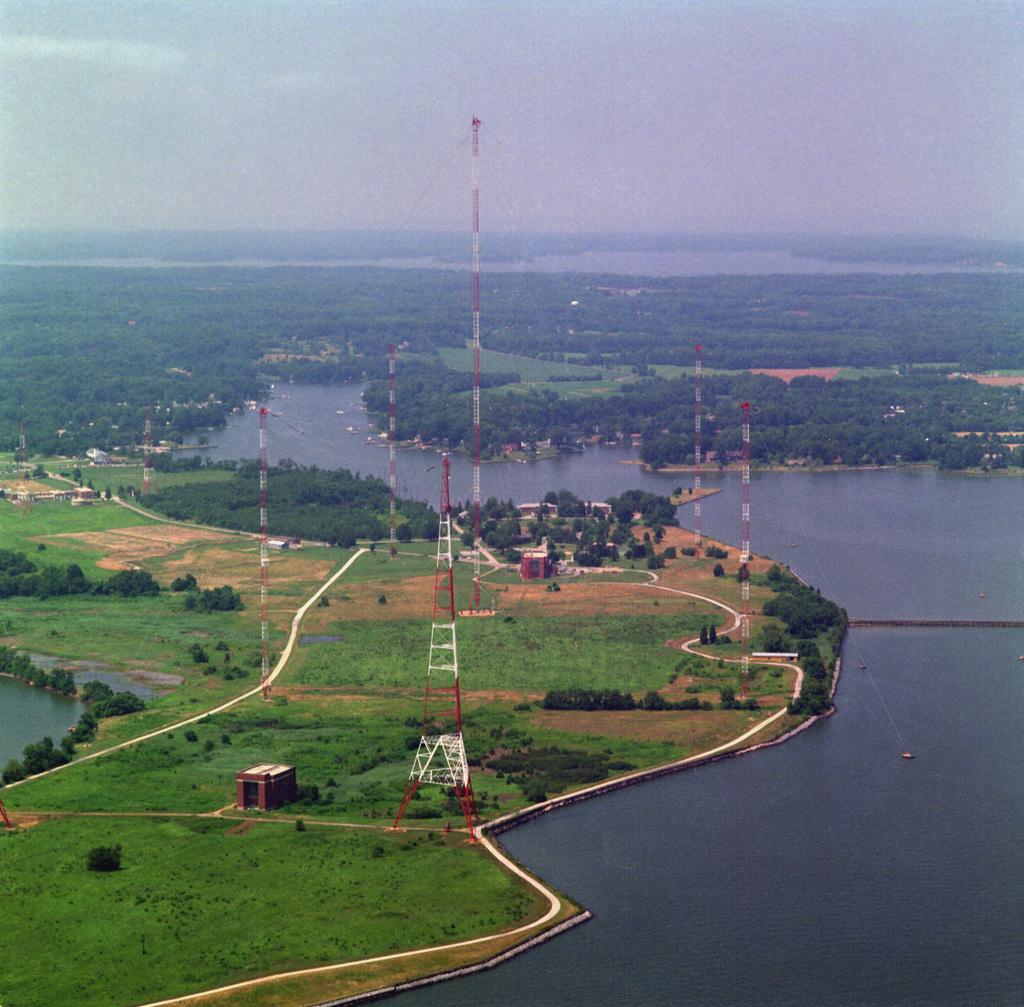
142 405 156 495
258 407 272 701
739 402 751 699
389 341 398 557
693 344 703 545
393 454 478 838
470 115 483 611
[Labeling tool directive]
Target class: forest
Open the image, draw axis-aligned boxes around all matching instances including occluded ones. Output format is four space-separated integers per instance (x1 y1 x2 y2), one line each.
2 264 1022 470
145 464 439 545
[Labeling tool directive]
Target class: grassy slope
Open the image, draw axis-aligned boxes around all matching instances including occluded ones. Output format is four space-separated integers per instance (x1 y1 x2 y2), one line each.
0 815 540 1007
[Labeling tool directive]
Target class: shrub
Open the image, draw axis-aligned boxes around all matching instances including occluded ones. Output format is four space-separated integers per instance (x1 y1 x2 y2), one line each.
712 563 725 577
87 845 122 872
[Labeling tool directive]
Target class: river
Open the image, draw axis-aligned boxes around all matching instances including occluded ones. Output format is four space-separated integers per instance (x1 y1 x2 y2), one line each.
6 382 1022 1004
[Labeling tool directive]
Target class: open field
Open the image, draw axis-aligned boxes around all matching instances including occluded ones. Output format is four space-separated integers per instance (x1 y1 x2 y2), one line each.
3 504 812 1006
83 466 237 496
438 346 632 381
0 814 541 1007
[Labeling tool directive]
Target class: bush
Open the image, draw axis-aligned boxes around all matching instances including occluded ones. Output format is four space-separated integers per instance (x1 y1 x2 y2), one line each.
86 845 122 872
712 563 725 577
170 574 197 592
704 545 728 559
99 569 160 597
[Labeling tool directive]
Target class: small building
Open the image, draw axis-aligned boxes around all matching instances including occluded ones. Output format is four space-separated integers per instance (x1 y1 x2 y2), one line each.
236 764 298 811
520 550 553 581
71 487 96 506
86 448 111 465
267 538 290 550
751 652 800 662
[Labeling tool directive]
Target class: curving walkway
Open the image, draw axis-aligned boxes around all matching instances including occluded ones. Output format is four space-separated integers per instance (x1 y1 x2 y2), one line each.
4 549 368 791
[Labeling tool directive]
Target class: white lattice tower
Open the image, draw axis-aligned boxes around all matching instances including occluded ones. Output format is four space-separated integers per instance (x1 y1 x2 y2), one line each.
694 344 703 545
471 115 482 610
740 401 751 699
142 405 155 495
389 341 398 557
258 407 271 701
393 454 478 838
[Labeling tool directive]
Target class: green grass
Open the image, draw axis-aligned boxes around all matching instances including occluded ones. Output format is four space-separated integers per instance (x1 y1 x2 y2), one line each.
0 815 539 1007
83 466 236 496
291 613 704 692
437 346 631 381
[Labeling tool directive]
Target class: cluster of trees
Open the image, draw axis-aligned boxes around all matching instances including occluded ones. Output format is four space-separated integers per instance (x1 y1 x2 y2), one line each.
0 551 163 600
540 688 718 712
0 646 75 694
80 680 146 718
0 549 91 600
183 586 244 613
484 745 634 804
147 464 438 546
756 566 848 716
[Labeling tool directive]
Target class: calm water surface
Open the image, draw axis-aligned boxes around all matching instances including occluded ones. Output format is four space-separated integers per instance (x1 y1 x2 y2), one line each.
6 383 1021 1003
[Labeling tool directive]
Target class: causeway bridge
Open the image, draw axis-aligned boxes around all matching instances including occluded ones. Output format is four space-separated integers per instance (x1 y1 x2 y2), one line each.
848 619 1024 629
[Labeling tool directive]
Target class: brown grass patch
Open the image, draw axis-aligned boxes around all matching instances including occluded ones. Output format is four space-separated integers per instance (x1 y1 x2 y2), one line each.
749 367 839 383
50 525 234 570
224 820 255 836
960 373 1024 386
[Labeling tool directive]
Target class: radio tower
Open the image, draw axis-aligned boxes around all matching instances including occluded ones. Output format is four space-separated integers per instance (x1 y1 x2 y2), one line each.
142 406 156 495
17 420 27 474
0 797 11 830
739 402 751 699
693 344 703 546
393 454 478 839
470 115 482 611
16 419 30 513
258 407 272 701
389 341 398 557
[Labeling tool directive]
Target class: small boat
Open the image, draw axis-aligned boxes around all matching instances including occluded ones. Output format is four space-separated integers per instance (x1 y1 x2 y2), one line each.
788 542 798 547
901 751 914 760
858 662 866 670
979 592 986 598
336 410 345 415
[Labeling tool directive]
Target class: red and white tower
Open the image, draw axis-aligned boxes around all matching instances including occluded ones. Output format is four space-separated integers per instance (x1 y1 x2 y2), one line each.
739 402 751 699
393 454 478 838
693 344 703 545
470 115 483 611
142 405 156 495
0 797 11 830
389 341 398 558
258 407 271 701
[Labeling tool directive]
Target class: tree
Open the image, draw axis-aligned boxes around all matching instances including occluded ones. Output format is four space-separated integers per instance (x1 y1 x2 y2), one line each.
712 563 725 577
699 625 708 645
709 624 717 644
87 845 122 872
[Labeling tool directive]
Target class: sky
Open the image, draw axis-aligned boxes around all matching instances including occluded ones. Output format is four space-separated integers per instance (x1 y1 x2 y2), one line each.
1 0 1021 237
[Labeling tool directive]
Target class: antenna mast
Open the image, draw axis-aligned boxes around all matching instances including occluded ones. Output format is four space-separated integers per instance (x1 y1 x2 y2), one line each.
393 454 478 838
694 345 703 545
16 419 30 513
142 405 155 495
259 407 271 701
389 341 398 557
471 115 482 611
739 402 751 700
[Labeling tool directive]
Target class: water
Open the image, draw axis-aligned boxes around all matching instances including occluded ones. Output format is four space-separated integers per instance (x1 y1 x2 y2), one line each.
0 677 81 763
200 384 1022 1005
7 382 1022 1002
4 250 1018 275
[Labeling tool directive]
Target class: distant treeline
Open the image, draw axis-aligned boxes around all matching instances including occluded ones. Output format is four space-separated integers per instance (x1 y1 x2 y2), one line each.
3 266 1021 458
367 362 1024 470
0 550 163 600
146 464 439 545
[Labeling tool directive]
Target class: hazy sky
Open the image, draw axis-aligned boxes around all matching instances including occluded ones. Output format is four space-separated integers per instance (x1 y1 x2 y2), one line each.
1 1 1021 236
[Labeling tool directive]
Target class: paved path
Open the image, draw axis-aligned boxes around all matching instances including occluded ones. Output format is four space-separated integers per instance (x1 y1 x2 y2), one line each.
4 548 368 792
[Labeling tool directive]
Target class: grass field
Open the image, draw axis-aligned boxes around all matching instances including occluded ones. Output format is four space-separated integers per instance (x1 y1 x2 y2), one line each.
84 465 236 496
3 504 809 1006
0 815 540 1007
438 346 632 381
